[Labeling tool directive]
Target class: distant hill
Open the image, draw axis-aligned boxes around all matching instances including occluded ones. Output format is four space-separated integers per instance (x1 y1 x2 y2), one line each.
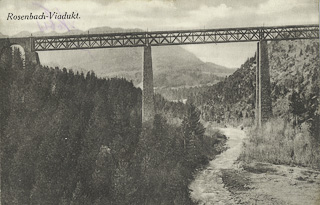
7 27 235 88
39 45 235 88
0 32 8 38
11 27 143 37
11 31 33 37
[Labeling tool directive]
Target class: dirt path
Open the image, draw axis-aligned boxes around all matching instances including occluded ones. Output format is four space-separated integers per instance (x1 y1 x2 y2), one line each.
189 127 320 205
189 127 246 204
226 162 320 205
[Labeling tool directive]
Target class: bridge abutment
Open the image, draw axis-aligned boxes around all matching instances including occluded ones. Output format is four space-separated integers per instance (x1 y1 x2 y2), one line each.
0 39 10 58
142 45 155 123
0 38 40 66
256 40 272 126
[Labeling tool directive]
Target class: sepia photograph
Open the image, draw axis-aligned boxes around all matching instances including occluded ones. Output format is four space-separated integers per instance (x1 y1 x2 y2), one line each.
0 0 319 204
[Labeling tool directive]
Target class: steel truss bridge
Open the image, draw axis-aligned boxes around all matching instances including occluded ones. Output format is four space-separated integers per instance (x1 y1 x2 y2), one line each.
32 24 319 51
1 23 318 124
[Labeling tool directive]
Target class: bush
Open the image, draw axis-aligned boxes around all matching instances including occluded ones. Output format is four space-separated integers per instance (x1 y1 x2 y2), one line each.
240 118 320 169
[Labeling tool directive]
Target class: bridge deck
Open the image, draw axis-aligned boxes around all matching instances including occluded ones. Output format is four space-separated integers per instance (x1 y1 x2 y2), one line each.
5 24 320 51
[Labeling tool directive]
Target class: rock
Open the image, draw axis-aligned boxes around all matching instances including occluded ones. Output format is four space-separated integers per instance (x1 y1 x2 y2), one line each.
289 181 297 186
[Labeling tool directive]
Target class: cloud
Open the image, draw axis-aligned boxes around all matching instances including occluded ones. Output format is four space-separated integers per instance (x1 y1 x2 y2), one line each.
187 4 231 24
101 1 232 30
0 0 318 36
101 0 178 29
256 0 312 14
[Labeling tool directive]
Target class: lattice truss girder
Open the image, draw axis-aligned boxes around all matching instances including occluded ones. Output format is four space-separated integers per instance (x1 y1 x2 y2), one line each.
33 34 147 50
32 25 319 51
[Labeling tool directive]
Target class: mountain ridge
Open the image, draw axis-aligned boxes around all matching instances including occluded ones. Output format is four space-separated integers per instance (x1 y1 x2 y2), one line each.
9 27 145 38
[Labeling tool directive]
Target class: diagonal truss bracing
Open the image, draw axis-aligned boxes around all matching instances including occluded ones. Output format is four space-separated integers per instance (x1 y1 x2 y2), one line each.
30 24 319 51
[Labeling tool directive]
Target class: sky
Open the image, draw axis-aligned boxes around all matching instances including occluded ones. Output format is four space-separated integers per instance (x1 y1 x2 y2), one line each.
0 0 319 67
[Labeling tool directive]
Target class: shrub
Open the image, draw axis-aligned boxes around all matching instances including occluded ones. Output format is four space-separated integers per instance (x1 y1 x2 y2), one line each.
240 118 320 169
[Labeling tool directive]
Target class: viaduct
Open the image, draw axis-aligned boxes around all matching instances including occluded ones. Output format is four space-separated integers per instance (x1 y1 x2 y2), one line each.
0 24 318 126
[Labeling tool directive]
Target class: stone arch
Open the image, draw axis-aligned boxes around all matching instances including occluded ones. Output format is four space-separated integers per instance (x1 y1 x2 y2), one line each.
0 38 40 66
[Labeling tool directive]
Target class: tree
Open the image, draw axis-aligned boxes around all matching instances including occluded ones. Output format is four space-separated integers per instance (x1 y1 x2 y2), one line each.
181 104 205 168
289 90 306 127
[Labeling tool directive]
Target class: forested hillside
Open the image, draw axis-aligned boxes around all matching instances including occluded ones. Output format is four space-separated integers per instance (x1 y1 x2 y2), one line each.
179 40 319 129
158 56 256 123
0 47 225 204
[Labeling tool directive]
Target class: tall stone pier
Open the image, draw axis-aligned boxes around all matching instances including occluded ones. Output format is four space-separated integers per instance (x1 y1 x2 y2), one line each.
255 42 260 127
142 45 155 123
256 40 272 127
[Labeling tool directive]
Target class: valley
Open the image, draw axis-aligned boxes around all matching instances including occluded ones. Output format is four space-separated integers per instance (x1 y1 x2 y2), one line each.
0 27 319 205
